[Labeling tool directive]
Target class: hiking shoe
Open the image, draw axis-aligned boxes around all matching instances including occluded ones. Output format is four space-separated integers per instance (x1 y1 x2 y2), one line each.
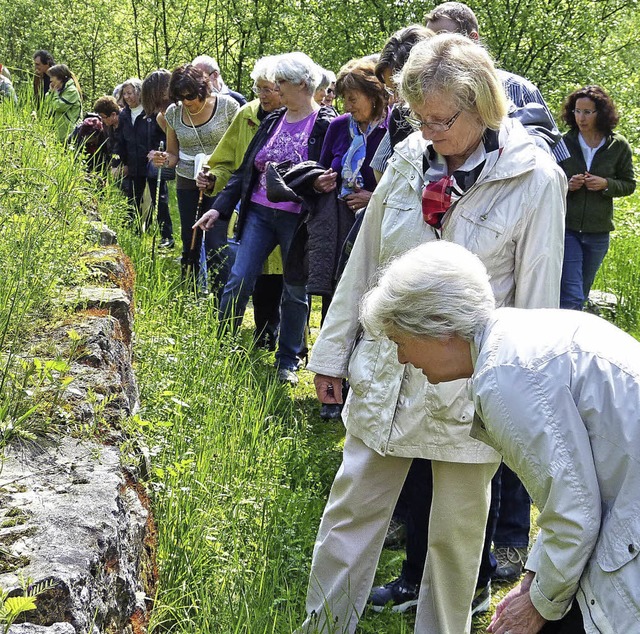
493 546 528 581
383 516 406 550
277 367 299 385
159 237 175 249
368 575 419 613
471 582 491 616
319 403 342 420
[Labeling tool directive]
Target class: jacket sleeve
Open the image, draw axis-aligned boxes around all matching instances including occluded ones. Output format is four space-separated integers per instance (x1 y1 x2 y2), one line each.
513 159 567 309
306 167 393 377
207 108 246 194
115 112 128 166
603 136 636 199
476 364 602 621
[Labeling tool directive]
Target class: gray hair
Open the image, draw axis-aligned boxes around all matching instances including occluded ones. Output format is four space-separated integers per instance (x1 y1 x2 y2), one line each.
398 33 507 130
121 77 142 98
316 68 336 90
192 55 220 74
424 2 479 36
272 52 321 95
360 241 495 341
250 55 278 83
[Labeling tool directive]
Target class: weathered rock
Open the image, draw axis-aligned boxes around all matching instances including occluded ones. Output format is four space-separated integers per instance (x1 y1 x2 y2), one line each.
0 438 153 634
9 623 76 633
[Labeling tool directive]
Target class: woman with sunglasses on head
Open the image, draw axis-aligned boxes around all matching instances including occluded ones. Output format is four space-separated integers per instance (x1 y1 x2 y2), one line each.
153 64 239 288
297 33 566 634
195 52 336 384
558 85 635 311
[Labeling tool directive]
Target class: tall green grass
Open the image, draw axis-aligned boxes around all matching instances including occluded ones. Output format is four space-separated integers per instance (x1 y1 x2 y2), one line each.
0 102 127 447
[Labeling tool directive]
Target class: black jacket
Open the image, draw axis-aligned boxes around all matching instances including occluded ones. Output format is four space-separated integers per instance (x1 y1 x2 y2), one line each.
115 107 166 178
213 106 336 240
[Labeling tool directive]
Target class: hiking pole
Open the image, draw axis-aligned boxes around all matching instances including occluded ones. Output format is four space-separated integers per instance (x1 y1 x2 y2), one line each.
187 165 214 294
150 140 165 265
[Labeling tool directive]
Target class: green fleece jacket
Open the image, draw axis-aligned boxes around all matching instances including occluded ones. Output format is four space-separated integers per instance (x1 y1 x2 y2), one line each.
45 79 82 142
561 128 635 233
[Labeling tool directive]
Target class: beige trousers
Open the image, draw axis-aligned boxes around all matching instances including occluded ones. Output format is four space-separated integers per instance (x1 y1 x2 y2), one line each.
298 433 498 634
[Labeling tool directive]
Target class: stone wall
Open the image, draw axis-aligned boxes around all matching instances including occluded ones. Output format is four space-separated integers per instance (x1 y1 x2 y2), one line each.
0 243 156 634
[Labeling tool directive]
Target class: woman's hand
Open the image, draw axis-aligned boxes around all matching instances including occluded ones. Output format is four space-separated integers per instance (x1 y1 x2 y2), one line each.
567 173 585 192
196 169 216 193
193 209 220 231
488 574 546 634
314 374 344 404
313 169 338 193
584 173 608 191
345 187 372 212
150 150 169 167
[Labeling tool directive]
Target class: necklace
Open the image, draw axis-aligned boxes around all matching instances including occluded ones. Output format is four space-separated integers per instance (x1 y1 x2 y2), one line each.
187 98 209 117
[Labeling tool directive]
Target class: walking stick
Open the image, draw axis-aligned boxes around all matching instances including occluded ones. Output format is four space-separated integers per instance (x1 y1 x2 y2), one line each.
186 165 214 293
150 140 165 264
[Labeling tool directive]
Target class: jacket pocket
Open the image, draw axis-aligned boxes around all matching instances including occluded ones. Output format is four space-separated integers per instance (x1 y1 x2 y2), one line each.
596 514 640 572
347 337 381 398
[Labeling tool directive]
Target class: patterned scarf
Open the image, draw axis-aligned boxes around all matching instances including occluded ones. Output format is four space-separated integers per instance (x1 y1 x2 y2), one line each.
340 115 383 198
421 129 503 229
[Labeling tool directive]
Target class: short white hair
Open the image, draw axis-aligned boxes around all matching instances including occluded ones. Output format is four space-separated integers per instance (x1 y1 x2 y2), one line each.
250 55 278 83
272 52 321 95
316 68 336 90
192 55 220 74
360 241 495 341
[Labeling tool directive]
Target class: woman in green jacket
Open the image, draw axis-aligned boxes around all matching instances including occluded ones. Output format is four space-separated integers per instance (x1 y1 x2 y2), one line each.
559 85 635 310
45 64 82 143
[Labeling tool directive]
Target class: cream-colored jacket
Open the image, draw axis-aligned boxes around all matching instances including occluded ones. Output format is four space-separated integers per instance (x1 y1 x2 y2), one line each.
308 118 567 461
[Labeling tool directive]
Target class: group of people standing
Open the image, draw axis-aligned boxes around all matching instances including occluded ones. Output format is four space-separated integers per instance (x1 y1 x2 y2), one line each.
22 3 637 631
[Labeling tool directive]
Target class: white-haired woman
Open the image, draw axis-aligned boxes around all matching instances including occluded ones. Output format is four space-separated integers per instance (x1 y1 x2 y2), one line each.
115 77 168 228
298 33 566 634
362 239 640 634
195 52 336 383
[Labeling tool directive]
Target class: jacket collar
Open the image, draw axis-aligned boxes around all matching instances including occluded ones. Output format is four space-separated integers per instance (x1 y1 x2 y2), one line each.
392 117 538 186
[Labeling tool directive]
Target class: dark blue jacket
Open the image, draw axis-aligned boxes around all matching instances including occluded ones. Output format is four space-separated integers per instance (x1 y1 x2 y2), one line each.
115 107 166 178
214 105 335 240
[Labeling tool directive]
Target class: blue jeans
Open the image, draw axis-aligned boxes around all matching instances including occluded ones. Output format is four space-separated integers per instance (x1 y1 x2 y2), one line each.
176 188 230 295
560 229 610 310
219 203 308 370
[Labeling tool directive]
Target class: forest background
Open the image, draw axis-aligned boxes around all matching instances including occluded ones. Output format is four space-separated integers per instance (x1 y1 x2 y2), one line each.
1 0 640 140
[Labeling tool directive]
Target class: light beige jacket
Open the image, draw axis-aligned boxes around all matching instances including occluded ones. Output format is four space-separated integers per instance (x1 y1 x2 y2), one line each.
308 118 567 461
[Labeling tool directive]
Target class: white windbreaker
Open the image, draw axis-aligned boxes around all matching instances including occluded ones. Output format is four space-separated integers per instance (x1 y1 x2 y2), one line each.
471 308 640 633
308 118 567 461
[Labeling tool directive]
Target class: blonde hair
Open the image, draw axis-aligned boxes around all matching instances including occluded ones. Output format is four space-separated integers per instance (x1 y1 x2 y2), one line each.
399 33 507 130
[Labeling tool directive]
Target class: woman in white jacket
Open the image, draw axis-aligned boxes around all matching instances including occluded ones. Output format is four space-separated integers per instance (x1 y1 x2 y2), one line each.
361 240 640 634
299 34 567 634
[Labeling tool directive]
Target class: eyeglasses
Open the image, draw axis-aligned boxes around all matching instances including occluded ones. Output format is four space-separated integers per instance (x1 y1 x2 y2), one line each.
405 110 462 133
252 84 276 95
326 87 335 95
179 93 198 101
573 108 597 116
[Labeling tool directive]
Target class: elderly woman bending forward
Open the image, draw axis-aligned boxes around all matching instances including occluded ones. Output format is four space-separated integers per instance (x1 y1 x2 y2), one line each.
298 33 566 634
362 239 640 634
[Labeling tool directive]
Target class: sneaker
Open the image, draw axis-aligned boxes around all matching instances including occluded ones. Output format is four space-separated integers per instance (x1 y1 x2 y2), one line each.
471 582 491 616
368 575 419 613
277 367 299 385
383 516 406 550
319 403 342 420
493 546 527 581
159 237 175 249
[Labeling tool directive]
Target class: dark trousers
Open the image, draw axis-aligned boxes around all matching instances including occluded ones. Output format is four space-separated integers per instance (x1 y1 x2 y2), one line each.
176 188 230 297
252 274 283 345
128 176 172 239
